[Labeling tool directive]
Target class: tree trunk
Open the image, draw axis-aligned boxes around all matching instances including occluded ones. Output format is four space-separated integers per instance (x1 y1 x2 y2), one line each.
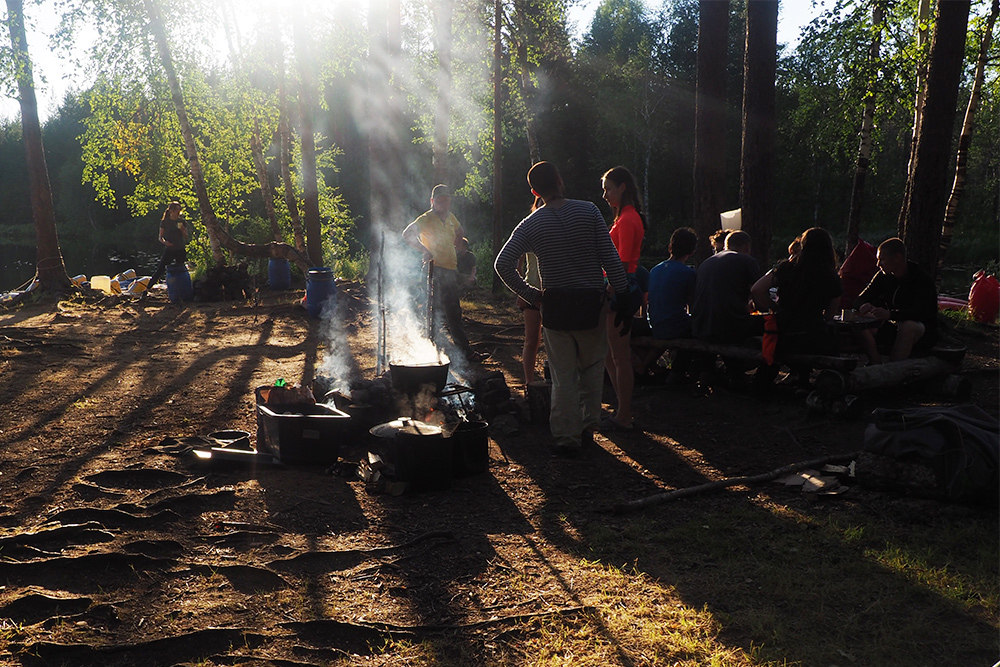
144 0 227 266
387 0 403 226
251 122 283 243
897 0 933 238
491 0 504 292
693 0 729 264
293 10 323 268
739 0 777 271
368 0 396 233
897 0 971 274
516 40 541 165
432 0 454 184
278 62 306 253
937 0 998 279
845 2 884 257
4 0 71 293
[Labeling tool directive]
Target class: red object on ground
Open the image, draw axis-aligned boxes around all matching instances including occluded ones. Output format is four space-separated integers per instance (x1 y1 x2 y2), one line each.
839 240 878 308
968 271 1000 323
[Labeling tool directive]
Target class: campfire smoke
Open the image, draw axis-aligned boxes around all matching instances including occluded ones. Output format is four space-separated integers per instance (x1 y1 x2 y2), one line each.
318 292 354 398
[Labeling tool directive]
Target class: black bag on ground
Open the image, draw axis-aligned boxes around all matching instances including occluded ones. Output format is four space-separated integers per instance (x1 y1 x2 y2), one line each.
859 405 999 505
541 288 605 331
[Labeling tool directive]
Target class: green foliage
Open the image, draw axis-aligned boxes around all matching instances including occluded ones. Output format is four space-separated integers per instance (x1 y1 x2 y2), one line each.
470 239 495 289
1 0 996 290
332 251 369 282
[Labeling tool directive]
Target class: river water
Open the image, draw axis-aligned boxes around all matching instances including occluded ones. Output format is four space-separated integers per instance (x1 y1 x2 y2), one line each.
1 239 161 291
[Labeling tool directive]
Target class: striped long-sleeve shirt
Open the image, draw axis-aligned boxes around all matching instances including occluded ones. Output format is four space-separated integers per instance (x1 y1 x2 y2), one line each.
494 199 629 304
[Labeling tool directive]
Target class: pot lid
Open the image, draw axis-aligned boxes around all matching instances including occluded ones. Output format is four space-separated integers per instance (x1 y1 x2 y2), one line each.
370 418 442 438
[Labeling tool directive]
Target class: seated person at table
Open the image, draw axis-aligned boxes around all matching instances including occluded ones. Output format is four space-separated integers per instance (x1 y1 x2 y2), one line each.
710 229 729 254
692 231 761 344
854 237 937 364
691 231 761 384
751 228 842 380
648 227 697 340
639 227 698 378
629 263 652 337
786 235 802 262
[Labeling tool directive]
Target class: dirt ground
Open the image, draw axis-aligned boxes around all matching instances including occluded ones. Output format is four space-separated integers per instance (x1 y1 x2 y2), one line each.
0 284 996 666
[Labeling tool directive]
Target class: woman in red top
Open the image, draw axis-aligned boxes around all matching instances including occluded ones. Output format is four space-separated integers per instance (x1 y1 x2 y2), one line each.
601 166 645 431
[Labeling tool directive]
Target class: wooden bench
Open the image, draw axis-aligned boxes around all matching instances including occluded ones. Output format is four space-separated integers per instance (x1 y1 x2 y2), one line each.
815 345 967 397
631 336 859 372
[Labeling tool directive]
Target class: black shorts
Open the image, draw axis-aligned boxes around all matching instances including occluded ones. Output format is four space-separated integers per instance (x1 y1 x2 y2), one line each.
875 321 935 356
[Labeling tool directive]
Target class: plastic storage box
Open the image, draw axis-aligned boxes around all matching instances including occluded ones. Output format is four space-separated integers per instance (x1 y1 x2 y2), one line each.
256 403 350 464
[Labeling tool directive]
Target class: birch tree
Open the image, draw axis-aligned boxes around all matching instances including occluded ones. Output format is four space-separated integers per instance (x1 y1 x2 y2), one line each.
937 0 998 276
845 1 885 256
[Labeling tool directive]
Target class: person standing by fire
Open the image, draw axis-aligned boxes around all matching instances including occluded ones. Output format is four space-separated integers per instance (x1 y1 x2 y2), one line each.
495 162 637 456
402 185 482 362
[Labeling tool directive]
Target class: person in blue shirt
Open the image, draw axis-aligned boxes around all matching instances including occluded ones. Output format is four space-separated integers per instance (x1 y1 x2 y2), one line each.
638 227 698 379
648 227 697 340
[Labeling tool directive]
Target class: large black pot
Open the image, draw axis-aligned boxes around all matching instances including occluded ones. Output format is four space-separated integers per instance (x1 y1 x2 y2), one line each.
370 418 451 491
447 420 490 476
389 362 450 398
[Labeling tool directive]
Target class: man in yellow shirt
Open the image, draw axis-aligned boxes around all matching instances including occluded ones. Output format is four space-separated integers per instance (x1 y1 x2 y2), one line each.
402 185 480 361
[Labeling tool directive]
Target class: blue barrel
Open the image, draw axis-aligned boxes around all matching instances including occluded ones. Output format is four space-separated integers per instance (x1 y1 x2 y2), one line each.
166 263 194 303
305 267 335 318
268 258 291 290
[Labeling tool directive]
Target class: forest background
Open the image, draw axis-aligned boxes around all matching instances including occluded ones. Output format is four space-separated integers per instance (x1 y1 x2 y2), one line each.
0 0 997 296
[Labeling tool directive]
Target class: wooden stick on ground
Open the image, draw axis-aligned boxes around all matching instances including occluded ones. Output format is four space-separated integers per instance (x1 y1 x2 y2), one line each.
612 452 860 514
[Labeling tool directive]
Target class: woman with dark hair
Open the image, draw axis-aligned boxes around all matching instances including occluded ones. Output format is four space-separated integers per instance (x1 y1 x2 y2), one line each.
600 166 644 431
148 201 190 289
751 227 842 383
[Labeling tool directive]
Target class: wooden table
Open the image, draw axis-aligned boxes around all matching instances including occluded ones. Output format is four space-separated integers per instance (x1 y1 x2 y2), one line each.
828 313 879 333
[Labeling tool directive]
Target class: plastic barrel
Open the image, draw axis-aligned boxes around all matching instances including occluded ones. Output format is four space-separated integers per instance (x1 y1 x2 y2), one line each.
166 263 194 303
969 271 1000 324
268 258 291 290
305 267 335 318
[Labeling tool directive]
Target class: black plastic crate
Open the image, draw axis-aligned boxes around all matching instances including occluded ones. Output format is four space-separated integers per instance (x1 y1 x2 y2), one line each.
256 403 350 465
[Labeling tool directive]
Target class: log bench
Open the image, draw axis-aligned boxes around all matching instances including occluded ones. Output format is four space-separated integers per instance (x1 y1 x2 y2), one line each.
630 336 859 373
815 356 962 396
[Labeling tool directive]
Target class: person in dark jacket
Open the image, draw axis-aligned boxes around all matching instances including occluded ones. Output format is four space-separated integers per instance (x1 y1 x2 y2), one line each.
149 201 190 289
855 237 937 364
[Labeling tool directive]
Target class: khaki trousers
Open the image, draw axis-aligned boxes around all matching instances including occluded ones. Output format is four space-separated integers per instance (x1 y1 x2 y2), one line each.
542 310 609 448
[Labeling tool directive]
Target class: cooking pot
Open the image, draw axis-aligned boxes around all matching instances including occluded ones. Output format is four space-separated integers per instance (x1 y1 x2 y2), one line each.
369 418 450 491
389 362 450 398
370 417 443 440
447 420 490 476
